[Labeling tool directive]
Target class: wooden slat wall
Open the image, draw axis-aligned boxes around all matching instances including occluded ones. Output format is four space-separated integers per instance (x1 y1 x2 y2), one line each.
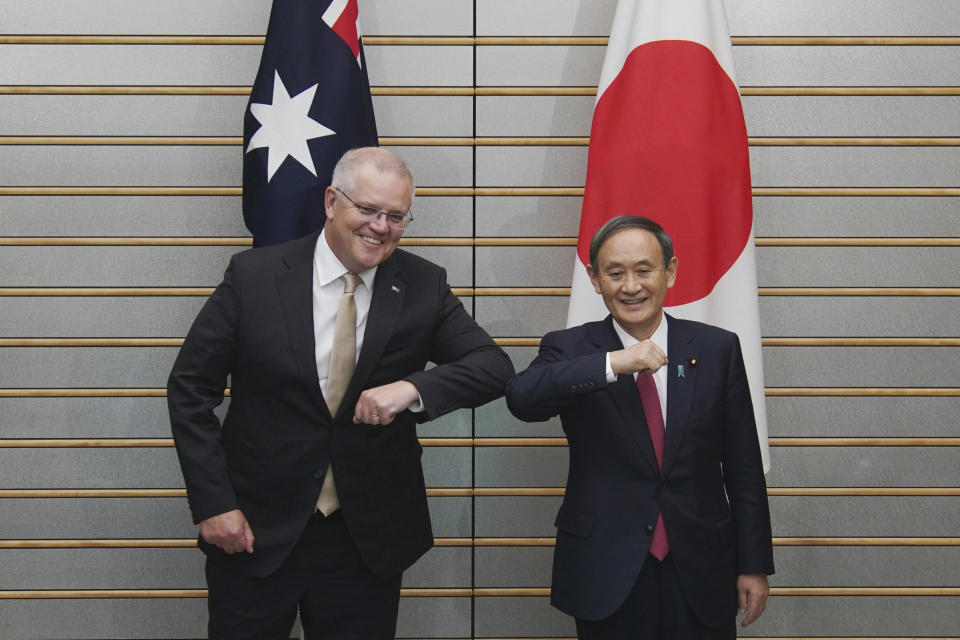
1 0 958 638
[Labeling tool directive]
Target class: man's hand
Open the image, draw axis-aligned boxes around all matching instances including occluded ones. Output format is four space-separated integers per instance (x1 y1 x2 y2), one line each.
737 573 769 627
609 340 668 376
198 509 254 554
353 380 419 425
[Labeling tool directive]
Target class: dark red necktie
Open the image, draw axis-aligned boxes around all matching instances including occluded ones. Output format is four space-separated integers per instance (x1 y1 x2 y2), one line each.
637 373 669 560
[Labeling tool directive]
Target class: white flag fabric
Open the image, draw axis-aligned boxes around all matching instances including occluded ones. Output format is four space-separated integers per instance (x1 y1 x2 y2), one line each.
567 0 770 470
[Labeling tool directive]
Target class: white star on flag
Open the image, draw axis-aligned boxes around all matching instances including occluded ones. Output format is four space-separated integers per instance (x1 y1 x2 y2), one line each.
246 70 335 182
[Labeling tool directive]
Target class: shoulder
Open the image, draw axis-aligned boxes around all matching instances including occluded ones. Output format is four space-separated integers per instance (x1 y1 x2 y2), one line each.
668 315 738 344
541 319 610 351
389 248 445 277
230 232 317 271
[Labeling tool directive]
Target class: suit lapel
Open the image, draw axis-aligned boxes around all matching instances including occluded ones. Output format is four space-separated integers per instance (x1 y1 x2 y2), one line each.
596 317 661 477
663 314 697 474
276 231 331 420
340 253 406 416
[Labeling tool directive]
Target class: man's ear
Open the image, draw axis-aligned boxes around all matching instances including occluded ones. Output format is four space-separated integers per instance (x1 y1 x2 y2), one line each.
587 264 602 294
324 186 337 221
665 256 679 289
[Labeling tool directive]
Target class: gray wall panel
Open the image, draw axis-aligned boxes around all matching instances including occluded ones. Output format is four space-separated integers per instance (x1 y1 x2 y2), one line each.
474 295 569 338
395 597 472 639
770 496 960 536
734 46 960 86
0 346 178 388
1 95 250 136
475 597 575 637
366 46 473 87
750 146 960 187
0 196 248 237
762 346 960 387
0 599 207 640
373 95 474 137
476 45 607 86
0 397 175 438
396 246 473 286
475 246 576 287
759 297 960 336
478 0 615 36
766 447 960 487
0 498 198 539
475 496 563 537
766 396 960 437
743 596 960 637
2 146 240 187
0 44 262 85
756 247 960 287
0 246 245 287
475 546 553 588
476 195 582 237
476 447 569 488
0 297 206 337
476 146 587 187
1 548 205 589
744 96 960 137
476 95 596 136
754 196 960 238
381 145 473 187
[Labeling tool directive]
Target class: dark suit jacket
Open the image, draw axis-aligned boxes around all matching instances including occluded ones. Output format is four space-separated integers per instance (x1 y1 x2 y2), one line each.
506 314 773 625
168 231 513 578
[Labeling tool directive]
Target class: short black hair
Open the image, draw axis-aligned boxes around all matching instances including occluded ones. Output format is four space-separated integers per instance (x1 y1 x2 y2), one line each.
589 215 674 268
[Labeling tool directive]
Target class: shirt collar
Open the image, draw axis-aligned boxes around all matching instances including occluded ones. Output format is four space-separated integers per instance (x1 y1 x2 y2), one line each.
314 229 377 291
612 311 668 355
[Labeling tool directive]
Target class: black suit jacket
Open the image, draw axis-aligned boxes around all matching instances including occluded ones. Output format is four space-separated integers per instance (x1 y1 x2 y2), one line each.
506 314 773 625
168 231 514 578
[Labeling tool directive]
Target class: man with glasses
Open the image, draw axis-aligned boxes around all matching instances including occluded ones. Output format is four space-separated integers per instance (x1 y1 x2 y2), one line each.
506 215 773 639
168 147 514 639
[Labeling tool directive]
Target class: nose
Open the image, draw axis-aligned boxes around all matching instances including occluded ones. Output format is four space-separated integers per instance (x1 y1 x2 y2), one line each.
368 211 391 233
621 271 644 292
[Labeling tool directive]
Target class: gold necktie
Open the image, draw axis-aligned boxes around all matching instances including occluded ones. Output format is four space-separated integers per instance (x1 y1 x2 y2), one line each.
317 272 362 515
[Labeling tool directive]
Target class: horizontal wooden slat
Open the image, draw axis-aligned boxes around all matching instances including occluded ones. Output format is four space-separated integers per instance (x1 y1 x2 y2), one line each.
5 136 959 147
3 437 956 449
472 587 960 597
0 588 471 599
2 537 956 549
5 35 960 46
4 85 960 97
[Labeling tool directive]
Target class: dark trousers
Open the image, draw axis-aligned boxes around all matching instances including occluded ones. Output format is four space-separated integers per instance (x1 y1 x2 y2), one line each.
205 510 402 640
575 554 735 640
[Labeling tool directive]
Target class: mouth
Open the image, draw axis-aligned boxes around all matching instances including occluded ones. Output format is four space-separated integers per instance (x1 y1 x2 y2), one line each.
359 234 384 246
619 296 648 306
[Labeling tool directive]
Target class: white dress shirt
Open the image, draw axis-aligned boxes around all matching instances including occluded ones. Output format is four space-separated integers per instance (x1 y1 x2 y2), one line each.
604 312 669 426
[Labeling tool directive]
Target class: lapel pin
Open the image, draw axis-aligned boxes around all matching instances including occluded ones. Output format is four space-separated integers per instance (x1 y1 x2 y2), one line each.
391 285 400 293
677 364 685 378
688 357 697 368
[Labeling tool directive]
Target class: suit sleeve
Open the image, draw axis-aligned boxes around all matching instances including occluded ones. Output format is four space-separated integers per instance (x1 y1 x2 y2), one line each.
505 331 609 422
404 268 515 420
167 258 240 524
721 334 775 575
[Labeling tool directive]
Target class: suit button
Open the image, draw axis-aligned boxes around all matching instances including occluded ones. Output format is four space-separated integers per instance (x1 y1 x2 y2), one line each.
645 524 655 535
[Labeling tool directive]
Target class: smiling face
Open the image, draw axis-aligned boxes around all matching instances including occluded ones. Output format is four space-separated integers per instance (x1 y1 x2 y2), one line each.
323 159 412 273
587 228 678 340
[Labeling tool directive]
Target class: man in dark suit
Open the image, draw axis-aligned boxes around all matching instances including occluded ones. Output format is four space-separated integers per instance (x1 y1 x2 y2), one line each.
168 147 514 639
506 215 773 639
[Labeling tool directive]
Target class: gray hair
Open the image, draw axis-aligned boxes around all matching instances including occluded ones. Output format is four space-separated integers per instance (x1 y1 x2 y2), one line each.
330 147 416 206
589 215 674 268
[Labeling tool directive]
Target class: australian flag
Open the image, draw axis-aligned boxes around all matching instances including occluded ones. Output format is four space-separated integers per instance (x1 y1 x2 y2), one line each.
242 0 378 246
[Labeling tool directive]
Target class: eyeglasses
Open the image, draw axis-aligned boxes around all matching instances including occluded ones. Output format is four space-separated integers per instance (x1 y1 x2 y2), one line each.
335 188 413 229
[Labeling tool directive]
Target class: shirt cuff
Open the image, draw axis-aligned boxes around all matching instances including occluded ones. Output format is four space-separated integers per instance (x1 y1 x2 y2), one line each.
408 393 425 413
605 352 617 383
